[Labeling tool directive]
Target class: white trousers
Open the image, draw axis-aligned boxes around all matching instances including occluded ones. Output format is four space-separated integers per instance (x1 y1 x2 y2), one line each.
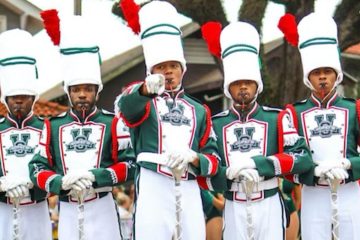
223 192 286 240
58 193 121 240
134 168 205 240
0 200 52 240
301 182 360 240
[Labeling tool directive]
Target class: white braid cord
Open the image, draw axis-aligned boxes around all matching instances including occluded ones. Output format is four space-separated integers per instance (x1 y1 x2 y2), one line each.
171 168 184 240
328 179 341 240
77 191 87 240
12 198 20 240
241 181 255 240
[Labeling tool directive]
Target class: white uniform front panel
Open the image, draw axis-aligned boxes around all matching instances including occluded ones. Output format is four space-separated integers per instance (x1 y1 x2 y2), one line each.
58 193 121 240
301 183 360 240
223 193 285 240
0 127 41 204
223 119 268 167
135 168 205 240
155 98 196 177
301 107 347 163
59 122 105 173
223 120 268 201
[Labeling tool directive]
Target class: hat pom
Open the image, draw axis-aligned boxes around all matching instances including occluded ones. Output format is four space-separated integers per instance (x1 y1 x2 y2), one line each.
40 9 60 46
119 0 141 34
278 13 299 47
201 21 222 58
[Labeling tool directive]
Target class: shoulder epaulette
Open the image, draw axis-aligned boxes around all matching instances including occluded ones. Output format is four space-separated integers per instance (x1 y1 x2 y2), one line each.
293 99 307 106
262 106 282 112
342 97 356 103
212 110 230 119
53 112 67 118
101 109 115 115
36 115 46 121
184 93 203 105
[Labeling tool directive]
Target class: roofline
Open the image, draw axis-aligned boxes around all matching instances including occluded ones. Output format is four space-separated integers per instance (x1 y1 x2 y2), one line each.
102 21 200 83
1 0 42 21
343 71 358 83
341 52 360 60
41 22 200 100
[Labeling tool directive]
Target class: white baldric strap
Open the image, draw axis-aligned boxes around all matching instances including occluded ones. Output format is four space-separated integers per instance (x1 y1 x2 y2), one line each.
137 152 168 165
230 177 278 192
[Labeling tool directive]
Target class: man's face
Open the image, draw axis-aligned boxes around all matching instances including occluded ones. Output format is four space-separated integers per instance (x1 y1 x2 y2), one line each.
229 80 258 106
69 84 97 113
152 61 183 91
6 95 35 118
308 67 337 97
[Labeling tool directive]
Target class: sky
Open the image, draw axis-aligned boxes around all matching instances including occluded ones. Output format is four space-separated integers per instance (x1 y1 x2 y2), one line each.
27 0 342 96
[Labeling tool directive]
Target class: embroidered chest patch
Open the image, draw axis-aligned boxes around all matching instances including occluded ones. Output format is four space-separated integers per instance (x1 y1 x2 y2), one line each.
66 128 96 153
310 113 341 138
160 100 191 126
60 123 105 172
223 120 267 166
230 127 261 152
6 133 35 157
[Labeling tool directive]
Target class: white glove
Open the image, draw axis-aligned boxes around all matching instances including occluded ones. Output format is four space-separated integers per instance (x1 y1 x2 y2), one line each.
315 158 351 171
6 185 30 199
225 158 256 180
314 165 330 178
226 166 260 182
0 176 32 191
62 171 95 191
166 148 198 170
0 176 32 198
339 158 351 170
70 178 93 192
238 169 260 183
145 74 165 95
325 168 349 181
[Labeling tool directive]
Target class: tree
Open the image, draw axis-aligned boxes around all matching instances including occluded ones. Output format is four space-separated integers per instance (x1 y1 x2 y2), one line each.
112 0 360 106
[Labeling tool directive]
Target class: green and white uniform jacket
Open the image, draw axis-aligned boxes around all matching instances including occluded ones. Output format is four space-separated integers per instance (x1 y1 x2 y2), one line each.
0 113 47 204
286 93 360 185
198 103 313 201
29 108 135 202
118 83 219 179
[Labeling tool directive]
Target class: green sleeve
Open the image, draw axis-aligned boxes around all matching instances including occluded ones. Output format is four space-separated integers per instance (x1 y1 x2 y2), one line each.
90 148 137 187
347 156 360 181
192 107 220 177
29 153 68 196
253 137 314 183
207 166 231 192
119 83 153 124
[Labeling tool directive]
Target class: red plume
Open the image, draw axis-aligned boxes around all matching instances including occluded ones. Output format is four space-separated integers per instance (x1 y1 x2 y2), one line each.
278 13 299 47
120 0 141 34
40 9 60 46
201 21 222 58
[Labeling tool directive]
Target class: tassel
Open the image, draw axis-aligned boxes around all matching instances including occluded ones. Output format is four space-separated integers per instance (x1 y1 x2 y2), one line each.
120 0 141 34
283 133 300 146
40 9 60 46
201 21 222 58
278 13 298 47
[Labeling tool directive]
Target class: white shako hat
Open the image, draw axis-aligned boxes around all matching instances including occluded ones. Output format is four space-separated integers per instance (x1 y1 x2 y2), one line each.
138 1 186 74
298 12 342 89
0 29 39 105
220 21 263 99
60 16 103 95
41 10 103 97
